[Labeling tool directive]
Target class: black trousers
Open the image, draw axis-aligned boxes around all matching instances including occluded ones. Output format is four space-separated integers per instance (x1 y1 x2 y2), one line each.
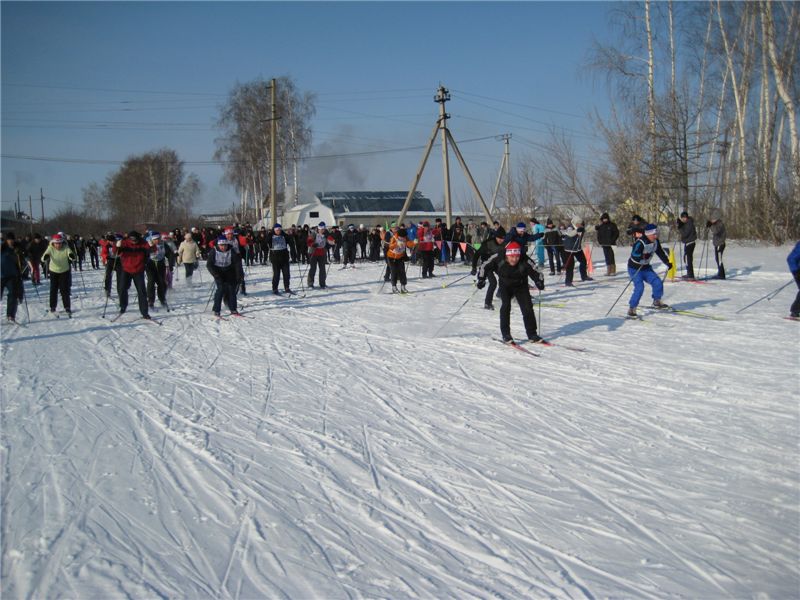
714 243 726 279
49 271 71 311
791 272 800 316
499 285 538 340
684 241 696 278
213 277 238 313
546 246 562 273
564 251 588 284
119 271 149 317
272 258 291 291
146 260 167 305
307 254 327 287
484 272 498 306
1 277 21 318
601 245 616 267
421 250 436 277
389 258 407 286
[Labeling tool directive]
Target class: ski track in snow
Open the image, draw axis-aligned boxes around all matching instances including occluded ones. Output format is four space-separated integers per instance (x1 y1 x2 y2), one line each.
1 244 799 598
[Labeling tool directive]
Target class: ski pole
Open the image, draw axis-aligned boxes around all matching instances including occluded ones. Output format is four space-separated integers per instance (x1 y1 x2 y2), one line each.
204 282 216 311
377 263 390 294
433 284 479 337
735 279 794 313
605 265 643 317
537 288 543 338
442 272 472 289
23 289 30 324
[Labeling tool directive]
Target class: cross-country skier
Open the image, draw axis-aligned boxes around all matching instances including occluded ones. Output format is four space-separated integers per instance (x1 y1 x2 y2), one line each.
207 236 240 316
342 224 359 268
176 232 202 286
477 241 546 344
543 219 563 276
41 233 76 315
267 223 292 295
386 227 416 293
307 222 334 289
787 240 800 319
145 232 168 309
1 232 25 322
474 227 507 310
116 231 152 319
627 224 672 318
562 224 592 287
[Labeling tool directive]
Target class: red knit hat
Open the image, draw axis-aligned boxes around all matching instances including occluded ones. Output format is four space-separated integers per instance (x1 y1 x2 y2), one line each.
505 241 521 256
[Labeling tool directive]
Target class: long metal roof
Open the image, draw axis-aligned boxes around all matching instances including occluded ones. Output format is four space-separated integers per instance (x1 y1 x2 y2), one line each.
316 191 434 213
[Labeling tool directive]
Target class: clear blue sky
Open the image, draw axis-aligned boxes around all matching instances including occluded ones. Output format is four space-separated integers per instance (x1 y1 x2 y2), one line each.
1 1 616 219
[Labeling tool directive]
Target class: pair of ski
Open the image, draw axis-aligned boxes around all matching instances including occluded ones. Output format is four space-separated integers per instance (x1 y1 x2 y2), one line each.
495 338 586 355
214 312 252 321
108 312 162 326
46 309 73 319
648 307 726 321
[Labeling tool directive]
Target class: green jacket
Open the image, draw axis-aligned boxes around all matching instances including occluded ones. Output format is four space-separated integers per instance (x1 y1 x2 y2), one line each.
41 243 76 274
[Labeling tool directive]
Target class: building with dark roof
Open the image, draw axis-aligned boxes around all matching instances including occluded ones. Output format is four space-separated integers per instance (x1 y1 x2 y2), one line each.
316 191 435 214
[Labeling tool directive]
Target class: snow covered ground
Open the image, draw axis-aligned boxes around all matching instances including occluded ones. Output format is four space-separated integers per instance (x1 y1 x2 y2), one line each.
2 242 798 599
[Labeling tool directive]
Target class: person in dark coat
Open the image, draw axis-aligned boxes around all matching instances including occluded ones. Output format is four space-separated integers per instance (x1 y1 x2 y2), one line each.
0 232 24 322
706 214 727 279
267 223 292 294
342 224 359 268
474 227 506 309
677 211 698 279
595 213 620 276
543 219 563 276
477 241 546 343
116 231 151 318
207 236 241 316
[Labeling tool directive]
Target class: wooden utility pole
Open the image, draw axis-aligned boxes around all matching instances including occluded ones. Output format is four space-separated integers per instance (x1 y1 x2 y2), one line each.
437 86 452 228
40 188 45 223
397 85 493 227
490 134 512 213
270 78 278 225
29 195 33 234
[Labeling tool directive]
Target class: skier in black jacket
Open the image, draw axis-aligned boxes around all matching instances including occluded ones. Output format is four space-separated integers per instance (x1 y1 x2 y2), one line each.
477 241 546 344
473 227 506 309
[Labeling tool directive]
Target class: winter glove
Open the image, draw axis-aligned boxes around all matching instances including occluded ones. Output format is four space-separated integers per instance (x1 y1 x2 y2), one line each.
476 278 486 289
533 271 545 291
705 221 712 228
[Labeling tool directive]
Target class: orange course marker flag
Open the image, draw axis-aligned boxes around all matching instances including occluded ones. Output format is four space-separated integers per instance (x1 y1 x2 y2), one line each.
583 245 594 274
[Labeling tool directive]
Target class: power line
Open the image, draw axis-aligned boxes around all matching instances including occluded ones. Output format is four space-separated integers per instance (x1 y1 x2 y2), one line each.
0 135 499 166
449 88 588 120
452 96 601 140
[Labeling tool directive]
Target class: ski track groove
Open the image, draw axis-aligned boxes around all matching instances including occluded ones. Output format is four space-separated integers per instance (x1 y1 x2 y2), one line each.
3 258 798 597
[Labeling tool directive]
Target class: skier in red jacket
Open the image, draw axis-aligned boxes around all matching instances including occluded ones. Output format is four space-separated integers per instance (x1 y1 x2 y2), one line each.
116 230 151 319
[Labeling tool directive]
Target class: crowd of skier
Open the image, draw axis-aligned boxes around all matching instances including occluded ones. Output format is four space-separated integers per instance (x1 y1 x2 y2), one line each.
2 213 799 342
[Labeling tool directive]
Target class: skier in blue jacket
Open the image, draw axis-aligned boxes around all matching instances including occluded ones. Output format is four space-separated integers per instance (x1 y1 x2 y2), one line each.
627 224 672 318
788 241 800 319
